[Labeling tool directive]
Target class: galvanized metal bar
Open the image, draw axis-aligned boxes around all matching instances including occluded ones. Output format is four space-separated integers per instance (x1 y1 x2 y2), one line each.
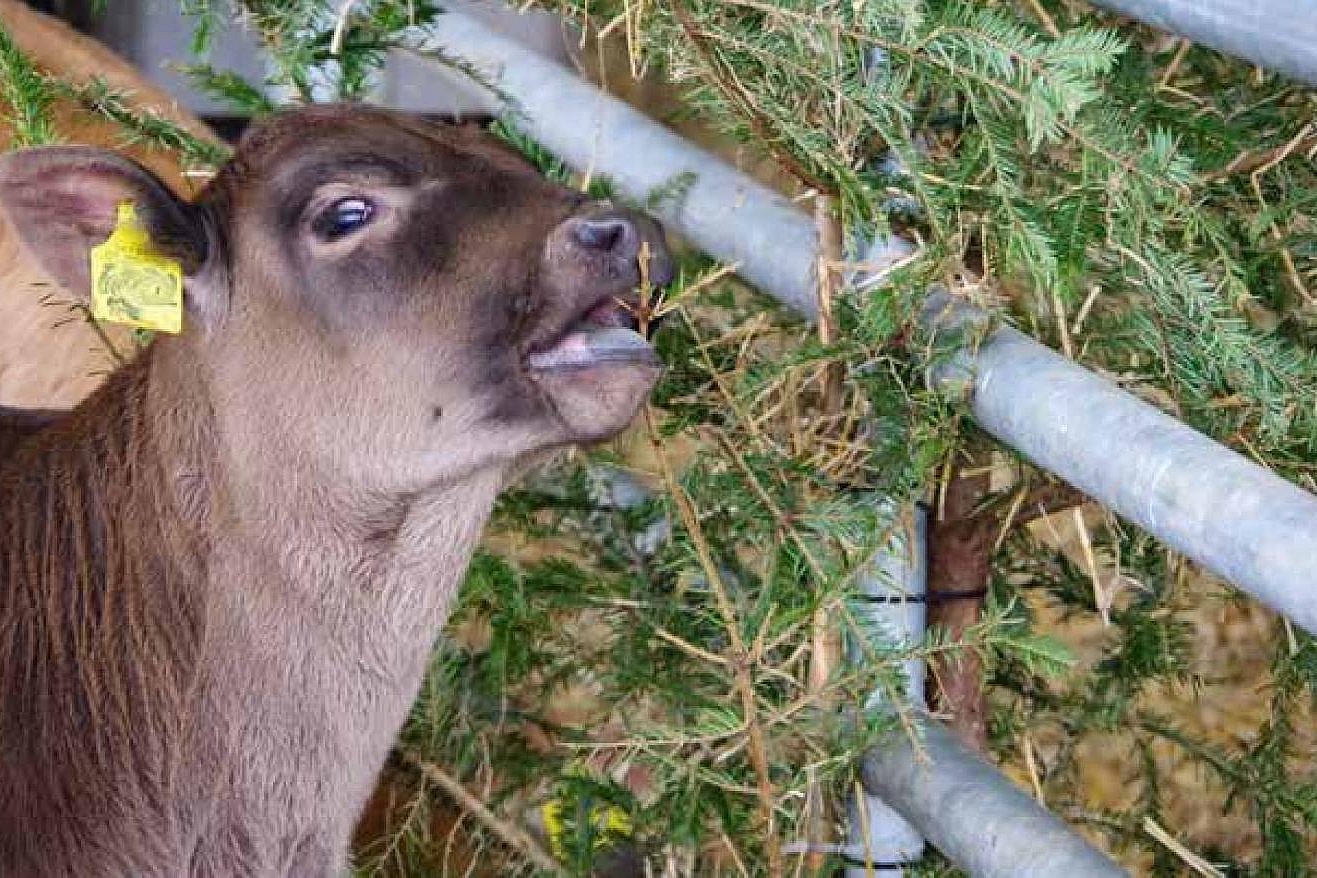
1090 0 1317 87
922 291 1317 635
860 720 1128 878
845 504 928 877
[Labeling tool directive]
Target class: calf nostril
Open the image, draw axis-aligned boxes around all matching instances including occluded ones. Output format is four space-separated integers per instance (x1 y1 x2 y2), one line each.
572 216 635 255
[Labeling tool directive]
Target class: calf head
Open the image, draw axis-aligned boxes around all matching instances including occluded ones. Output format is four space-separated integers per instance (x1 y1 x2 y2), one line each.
0 105 670 494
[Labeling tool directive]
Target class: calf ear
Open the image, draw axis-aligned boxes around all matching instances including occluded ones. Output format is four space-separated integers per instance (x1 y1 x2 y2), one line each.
0 146 211 306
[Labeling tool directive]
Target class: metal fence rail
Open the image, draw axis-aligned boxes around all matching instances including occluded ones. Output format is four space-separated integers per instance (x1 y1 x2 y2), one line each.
923 292 1317 634
1091 0 1317 87
847 505 929 876
860 721 1126 878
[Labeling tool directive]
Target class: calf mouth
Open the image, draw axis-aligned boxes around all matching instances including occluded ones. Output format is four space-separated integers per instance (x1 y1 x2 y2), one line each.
525 296 662 375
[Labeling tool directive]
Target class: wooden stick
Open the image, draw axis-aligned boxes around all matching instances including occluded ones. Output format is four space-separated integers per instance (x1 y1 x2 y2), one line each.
925 457 992 753
644 407 784 875
1202 129 1317 181
805 192 845 872
1023 0 1061 38
814 194 845 419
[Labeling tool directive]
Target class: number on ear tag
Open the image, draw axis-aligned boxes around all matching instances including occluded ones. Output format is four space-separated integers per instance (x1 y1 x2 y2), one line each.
90 200 183 335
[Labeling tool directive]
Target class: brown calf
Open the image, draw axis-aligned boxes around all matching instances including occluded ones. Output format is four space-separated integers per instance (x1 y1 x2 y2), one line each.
0 104 669 877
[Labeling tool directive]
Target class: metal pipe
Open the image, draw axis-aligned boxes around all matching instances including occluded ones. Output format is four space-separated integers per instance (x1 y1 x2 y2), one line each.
399 14 820 318
845 504 928 876
1090 0 1317 87
860 720 1127 878
922 291 1317 635
844 505 1124 877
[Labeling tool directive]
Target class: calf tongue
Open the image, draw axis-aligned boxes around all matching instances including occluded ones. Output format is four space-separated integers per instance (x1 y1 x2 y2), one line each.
527 325 659 373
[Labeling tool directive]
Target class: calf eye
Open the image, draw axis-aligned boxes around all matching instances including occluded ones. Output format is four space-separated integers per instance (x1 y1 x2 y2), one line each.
316 197 375 240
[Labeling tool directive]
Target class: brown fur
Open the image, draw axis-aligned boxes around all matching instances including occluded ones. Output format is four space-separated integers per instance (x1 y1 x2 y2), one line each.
0 105 667 876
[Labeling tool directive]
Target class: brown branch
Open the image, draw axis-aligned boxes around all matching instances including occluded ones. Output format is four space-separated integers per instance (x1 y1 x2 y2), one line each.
808 196 843 868
1009 482 1089 527
1022 0 1060 38
926 460 992 753
1201 130 1317 182
815 194 845 419
928 467 1090 755
644 407 784 875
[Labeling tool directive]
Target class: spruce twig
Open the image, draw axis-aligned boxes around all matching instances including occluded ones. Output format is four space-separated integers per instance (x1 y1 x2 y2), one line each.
668 0 834 196
0 20 55 146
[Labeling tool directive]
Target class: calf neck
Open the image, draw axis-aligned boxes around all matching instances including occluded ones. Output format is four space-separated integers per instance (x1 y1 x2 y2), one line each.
0 105 669 876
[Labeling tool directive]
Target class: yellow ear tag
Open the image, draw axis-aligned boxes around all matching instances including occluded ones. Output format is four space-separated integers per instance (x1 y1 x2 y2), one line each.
90 200 183 334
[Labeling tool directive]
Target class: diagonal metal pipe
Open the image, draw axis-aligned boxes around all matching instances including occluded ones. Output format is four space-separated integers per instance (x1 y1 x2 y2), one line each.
1090 0 1317 87
860 720 1127 878
922 293 1317 633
